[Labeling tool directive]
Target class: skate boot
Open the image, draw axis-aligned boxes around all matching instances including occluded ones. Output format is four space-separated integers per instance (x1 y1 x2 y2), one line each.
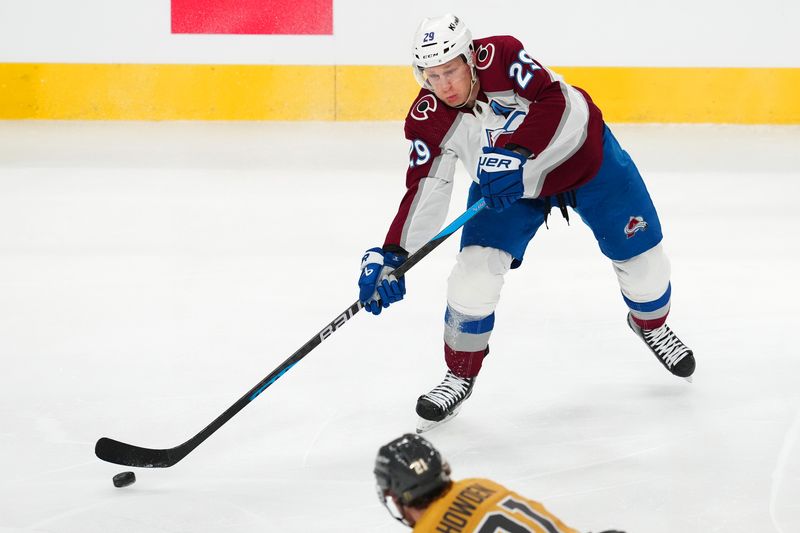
415 370 475 433
627 313 695 381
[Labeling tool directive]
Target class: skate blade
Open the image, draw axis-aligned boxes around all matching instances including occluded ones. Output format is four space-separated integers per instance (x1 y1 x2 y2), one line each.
416 405 463 434
683 375 693 383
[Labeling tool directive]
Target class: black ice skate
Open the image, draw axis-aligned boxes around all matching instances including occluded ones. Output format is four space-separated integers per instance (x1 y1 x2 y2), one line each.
416 370 475 433
627 313 695 381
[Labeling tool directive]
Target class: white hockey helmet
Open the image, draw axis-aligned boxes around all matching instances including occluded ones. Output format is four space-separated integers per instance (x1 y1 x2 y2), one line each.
412 14 475 89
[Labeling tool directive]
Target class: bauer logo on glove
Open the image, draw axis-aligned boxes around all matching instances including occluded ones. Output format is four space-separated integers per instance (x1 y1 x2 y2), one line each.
477 153 524 171
477 145 528 211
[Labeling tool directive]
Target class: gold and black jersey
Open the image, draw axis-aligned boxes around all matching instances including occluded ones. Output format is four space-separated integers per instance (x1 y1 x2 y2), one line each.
412 478 579 533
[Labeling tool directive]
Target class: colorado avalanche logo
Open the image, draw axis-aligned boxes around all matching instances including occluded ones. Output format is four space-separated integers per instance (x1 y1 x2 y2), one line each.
485 107 526 147
475 43 495 70
411 94 438 121
624 216 648 238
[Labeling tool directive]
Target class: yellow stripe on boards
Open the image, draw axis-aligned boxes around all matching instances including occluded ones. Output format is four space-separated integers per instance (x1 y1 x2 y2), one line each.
335 66 418 120
1 63 798 123
557 67 800 125
0 63 335 120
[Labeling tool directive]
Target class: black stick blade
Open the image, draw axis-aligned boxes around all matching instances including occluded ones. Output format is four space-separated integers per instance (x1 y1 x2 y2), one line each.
95 437 181 468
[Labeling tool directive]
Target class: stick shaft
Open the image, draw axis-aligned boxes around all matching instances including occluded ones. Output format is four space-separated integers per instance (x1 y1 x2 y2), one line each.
95 199 487 467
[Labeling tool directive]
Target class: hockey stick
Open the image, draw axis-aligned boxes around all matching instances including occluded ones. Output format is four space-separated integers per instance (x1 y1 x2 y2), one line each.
95 198 487 468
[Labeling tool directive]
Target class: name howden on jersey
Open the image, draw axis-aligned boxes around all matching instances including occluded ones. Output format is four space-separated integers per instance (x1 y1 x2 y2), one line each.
435 482 497 533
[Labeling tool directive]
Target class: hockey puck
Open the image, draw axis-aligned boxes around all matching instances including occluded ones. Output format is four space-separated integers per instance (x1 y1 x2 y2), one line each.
112 471 136 488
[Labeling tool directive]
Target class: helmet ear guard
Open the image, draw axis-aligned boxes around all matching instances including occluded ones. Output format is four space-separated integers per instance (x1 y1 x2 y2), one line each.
412 13 476 90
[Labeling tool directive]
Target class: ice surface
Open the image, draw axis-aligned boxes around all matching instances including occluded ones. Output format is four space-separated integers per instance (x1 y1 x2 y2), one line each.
1 121 799 532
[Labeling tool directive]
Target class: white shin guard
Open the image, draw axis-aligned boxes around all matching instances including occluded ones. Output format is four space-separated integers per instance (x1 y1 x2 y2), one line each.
447 246 513 317
613 243 671 305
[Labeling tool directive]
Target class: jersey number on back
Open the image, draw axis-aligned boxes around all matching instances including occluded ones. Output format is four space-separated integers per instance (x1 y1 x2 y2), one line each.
476 496 567 533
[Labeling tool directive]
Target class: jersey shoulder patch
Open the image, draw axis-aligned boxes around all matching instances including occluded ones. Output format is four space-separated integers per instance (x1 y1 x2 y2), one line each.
404 88 458 145
473 35 523 72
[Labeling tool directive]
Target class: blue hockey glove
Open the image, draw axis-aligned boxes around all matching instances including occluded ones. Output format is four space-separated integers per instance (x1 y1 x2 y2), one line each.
358 247 407 316
477 145 528 211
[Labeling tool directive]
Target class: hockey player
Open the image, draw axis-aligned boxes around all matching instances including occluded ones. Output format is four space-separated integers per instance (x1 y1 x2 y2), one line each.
357 14 695 432
375 433 624 533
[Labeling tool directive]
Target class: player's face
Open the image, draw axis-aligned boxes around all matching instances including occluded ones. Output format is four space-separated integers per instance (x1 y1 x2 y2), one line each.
423 57 472 107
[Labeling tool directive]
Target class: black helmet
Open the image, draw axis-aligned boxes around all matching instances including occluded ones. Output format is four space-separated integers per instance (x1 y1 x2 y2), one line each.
374 433 452 512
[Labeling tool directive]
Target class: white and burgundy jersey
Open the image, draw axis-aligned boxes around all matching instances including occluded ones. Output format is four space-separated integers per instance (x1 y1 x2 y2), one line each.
385 35 604 254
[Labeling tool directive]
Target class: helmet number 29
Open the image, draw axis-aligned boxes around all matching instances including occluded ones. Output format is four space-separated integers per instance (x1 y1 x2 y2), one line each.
508 50 542 90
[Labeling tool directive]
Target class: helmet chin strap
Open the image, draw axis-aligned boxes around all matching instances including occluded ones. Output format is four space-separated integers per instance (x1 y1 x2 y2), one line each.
452 66 479 109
